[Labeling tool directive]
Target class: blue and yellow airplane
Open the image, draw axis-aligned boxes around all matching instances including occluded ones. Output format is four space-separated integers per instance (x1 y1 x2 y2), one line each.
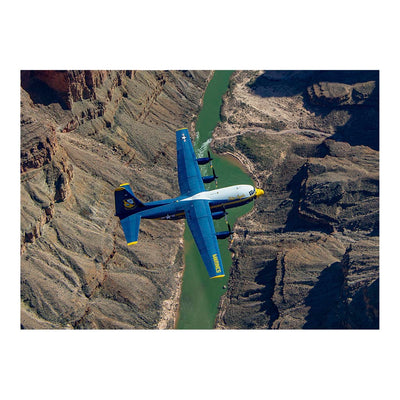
115 128 264 279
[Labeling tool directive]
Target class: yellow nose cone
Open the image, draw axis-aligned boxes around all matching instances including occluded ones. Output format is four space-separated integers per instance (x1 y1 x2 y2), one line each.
255 188 264 197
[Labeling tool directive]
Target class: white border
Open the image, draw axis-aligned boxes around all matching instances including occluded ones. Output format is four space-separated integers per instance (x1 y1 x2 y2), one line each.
3 1 399 399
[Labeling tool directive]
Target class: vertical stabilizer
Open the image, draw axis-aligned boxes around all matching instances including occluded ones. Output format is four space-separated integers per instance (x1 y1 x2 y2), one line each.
114 183 145 217
114 183 144 245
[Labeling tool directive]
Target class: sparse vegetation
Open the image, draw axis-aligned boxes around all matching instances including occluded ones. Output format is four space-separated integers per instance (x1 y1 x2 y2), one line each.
212 142 234 154
246 117 286 131
235 132 286 170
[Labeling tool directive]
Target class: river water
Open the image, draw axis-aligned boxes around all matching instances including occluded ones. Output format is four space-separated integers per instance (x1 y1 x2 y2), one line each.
176 71 254 329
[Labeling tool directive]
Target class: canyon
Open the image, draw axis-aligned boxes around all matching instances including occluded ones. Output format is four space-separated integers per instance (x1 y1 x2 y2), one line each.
20 70 379 329
213 71 379 329
20 70 211 328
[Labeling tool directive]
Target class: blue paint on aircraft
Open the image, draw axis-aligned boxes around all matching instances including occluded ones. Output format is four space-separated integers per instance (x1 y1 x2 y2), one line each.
115 128 264 279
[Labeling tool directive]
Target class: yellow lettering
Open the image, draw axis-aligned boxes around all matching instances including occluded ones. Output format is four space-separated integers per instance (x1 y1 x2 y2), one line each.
213 254 221 273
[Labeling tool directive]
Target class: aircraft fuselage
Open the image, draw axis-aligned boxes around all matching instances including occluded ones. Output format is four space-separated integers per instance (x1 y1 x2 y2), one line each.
115 127 265 278
138 184 263 221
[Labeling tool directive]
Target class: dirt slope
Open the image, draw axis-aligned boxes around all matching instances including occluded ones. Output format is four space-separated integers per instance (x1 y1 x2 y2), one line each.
213 70 379 329
20 70 212 329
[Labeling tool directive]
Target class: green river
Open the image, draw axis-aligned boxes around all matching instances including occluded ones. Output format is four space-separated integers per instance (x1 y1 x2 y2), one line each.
177 71 254 329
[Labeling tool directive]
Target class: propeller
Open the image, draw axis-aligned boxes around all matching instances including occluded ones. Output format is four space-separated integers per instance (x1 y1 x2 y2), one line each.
196 150 213 165
225 219 234 243
210 161 218 188
216 222 234 241
228 222 233 242
212 168 218 184
202 164 219 185
223 206 233 242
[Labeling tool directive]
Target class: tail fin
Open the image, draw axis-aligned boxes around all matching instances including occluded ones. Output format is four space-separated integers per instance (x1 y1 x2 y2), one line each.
114 183 145 217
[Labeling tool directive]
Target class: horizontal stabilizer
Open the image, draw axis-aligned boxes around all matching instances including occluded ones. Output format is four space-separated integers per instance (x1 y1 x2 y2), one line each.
120 214 141 245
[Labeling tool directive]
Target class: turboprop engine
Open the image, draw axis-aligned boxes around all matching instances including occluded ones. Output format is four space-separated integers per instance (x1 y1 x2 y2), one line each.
202 168 218 184
196 150 213 165
216 223 233 240
211 210 227 220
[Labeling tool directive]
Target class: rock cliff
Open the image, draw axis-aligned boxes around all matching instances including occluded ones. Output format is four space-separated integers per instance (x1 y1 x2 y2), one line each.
21 70 379 329
20 70 212 329
213 70 379 329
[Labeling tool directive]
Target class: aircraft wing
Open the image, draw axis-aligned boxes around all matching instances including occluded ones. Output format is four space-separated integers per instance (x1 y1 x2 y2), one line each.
176 128 205 196
184 200 225 279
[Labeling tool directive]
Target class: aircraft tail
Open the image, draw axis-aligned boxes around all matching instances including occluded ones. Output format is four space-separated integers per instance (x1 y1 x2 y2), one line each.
114 183 145 217
115 183 145 245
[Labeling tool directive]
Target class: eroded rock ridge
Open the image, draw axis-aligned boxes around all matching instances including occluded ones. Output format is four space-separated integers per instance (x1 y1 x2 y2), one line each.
21 70 212 329
213 70 379 329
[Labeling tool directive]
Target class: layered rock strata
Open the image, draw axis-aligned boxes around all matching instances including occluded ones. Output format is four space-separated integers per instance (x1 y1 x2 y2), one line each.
21 70 212 329
213 70 379 329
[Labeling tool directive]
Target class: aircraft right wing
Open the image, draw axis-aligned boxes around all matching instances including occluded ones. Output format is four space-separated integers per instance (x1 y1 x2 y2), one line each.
184 199 225 279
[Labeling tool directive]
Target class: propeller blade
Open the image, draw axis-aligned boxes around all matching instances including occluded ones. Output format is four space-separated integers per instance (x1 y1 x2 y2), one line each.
212 165 218 188
228 222 233 243
207 150 217 187
223 208 229 224
209 151 214 171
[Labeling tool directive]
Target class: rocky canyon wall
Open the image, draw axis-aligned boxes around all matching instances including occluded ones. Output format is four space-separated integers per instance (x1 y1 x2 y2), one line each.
20 70 212 328
213 70 379 329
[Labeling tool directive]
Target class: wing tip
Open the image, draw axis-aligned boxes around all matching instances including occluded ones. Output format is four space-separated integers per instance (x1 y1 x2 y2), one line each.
115 183 130 191
210 274 225 280
127 241 138 245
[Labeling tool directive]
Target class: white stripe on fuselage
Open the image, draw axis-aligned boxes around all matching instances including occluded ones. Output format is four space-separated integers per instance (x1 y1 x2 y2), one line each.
180 184 255 203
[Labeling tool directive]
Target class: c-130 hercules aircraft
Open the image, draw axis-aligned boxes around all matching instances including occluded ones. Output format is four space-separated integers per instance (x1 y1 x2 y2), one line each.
115 128 264 279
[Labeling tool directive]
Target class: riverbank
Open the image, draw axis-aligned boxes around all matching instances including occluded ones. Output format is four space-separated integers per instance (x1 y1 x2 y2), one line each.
211 149 263 188
157 234 185 329
177 70 257 329
213 70 379 329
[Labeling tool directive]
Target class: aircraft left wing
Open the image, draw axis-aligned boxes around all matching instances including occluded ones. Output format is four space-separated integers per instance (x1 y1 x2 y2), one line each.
184 200 225 279
176 128 205 196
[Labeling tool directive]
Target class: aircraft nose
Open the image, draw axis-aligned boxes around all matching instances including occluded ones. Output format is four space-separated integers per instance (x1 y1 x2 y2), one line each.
255 188 264 197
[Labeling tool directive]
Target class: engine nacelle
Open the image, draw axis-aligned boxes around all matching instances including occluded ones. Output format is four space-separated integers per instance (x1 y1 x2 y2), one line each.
216 231 232 240
197 150 213 165
202 175 216 184
202 168 217 184
211 211 226 220
197 157 212 165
